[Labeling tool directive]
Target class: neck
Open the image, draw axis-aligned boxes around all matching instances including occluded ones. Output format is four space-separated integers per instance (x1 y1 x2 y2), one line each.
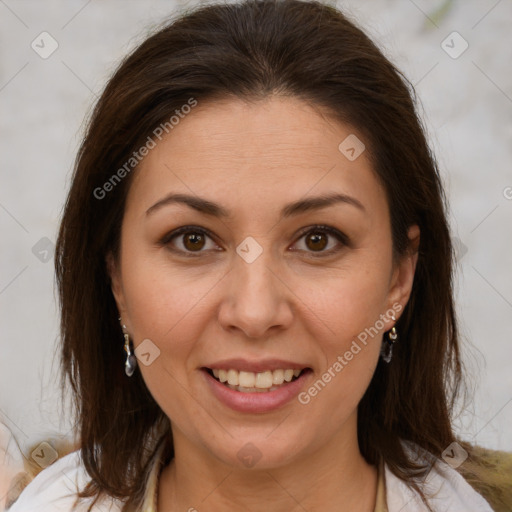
158 417 378 512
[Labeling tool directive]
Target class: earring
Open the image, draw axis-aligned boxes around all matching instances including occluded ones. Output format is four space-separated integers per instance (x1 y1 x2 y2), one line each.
120 318 137 377
380 318 398 363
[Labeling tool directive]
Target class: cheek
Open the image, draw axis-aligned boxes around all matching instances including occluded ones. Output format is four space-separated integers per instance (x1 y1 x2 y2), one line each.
119 246 214 419
302 260 392 344
294 256 390 408
120 241 216 342
297 278 385 430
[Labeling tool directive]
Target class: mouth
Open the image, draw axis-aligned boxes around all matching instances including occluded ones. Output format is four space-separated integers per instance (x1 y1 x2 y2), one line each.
202 367 311 393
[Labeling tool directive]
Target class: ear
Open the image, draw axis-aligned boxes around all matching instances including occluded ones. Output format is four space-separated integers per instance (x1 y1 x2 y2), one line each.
385 225 420 321
106 251 128 319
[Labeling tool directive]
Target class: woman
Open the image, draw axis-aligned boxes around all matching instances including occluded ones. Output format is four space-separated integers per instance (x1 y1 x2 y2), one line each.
7 0 511 510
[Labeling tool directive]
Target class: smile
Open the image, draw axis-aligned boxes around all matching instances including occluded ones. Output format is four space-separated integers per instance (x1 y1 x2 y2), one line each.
201 366 313 413
207 368 305 392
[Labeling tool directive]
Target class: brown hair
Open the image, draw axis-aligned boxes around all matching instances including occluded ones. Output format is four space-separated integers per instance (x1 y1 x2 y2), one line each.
55 0 466 509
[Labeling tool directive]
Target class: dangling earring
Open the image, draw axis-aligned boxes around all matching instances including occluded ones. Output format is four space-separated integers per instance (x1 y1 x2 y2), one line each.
120 318 137 377
380 317 398 363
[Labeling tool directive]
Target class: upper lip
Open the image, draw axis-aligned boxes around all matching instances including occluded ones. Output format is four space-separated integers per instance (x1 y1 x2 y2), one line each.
203 358 311 373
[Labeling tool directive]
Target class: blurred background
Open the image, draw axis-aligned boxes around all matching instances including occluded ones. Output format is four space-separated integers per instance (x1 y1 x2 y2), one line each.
1 0 511 491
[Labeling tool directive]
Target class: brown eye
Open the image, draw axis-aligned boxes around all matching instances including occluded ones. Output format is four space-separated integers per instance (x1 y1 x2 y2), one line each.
161 226 220 256
305 232 328 251
182 232 206 251
292 225 348 256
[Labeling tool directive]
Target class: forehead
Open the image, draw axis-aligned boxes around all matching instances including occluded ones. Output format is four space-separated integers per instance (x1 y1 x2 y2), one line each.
126 96 386 220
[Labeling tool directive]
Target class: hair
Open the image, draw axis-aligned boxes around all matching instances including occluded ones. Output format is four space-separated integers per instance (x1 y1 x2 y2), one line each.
55 0 468 510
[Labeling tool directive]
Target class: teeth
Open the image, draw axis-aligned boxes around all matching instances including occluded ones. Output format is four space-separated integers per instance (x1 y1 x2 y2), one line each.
239 371 255 387
209 368 304 389
227 369 238 386
255 370 273 388
272 369 284 385
226 384 282 393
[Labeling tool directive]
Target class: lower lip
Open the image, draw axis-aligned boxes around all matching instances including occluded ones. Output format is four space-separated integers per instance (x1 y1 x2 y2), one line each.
201 369 311 413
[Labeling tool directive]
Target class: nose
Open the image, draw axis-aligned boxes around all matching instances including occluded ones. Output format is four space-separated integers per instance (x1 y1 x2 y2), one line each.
217 247 294 339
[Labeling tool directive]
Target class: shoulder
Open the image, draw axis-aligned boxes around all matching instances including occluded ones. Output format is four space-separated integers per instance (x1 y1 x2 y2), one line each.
385 440 497 512
457 442 512 512
7 450 122 512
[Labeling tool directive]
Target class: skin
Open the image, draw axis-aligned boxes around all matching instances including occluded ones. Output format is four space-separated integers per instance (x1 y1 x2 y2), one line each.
108 95 420 511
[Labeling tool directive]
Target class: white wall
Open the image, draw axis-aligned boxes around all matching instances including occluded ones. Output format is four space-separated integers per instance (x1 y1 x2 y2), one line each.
1 0 511 460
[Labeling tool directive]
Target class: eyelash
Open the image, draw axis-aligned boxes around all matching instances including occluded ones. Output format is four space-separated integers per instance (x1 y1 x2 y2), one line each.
160 224 349 258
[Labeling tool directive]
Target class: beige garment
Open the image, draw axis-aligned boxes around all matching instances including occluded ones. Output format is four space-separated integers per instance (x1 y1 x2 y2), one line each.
373 459 388 512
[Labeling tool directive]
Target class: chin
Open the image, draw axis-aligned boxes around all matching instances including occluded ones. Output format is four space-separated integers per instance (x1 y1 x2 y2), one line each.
204 432 310 471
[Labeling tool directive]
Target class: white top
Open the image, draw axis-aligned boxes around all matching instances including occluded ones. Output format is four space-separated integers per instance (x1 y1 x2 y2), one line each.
1 423 27 511
7 440 494 512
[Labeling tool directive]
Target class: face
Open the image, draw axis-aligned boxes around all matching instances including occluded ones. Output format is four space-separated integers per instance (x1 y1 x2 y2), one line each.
108 96 419 470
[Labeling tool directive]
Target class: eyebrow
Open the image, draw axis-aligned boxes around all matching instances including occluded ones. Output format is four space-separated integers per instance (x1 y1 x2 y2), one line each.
145 191 365 219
